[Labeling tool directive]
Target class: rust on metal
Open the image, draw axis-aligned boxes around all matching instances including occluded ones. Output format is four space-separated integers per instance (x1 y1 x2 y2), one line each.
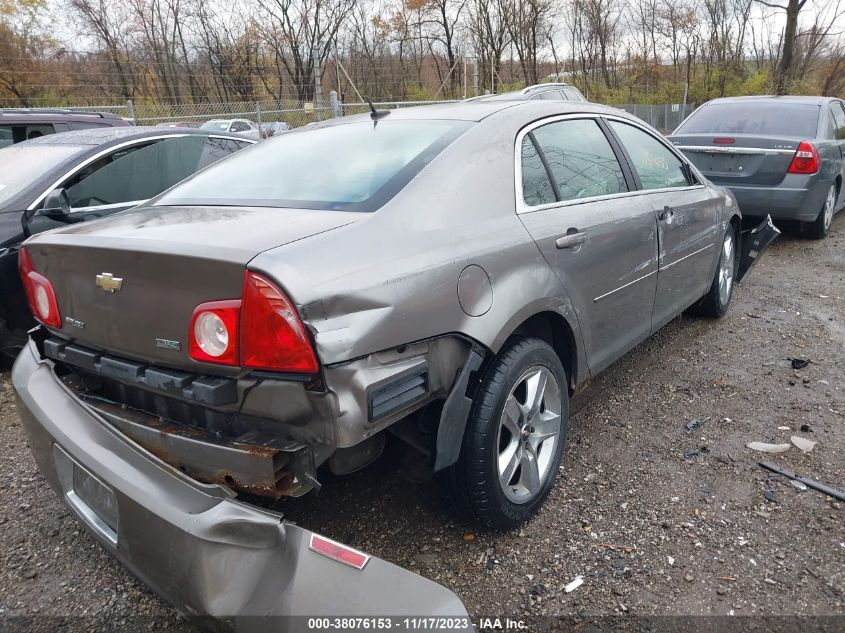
85 398 299 498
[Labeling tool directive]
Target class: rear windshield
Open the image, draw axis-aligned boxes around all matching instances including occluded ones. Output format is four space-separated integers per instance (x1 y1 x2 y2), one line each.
676 102 820 137
155 120 470 212
0 144 81 207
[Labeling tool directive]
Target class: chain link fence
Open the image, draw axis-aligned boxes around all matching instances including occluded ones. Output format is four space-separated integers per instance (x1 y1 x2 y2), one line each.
68 97 695 133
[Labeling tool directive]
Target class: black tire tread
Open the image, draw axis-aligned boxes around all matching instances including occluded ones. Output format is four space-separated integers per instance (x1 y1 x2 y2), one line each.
689 223 736 318
437 337 565 529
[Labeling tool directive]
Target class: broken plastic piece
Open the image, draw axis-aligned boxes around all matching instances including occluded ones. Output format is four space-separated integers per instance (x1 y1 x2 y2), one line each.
685 417 709 432
763 489 779 504
790 480 808 492
564 575 584 593
737 215 780 282
789 358 810 370
791 436 817 453
746 441 790 453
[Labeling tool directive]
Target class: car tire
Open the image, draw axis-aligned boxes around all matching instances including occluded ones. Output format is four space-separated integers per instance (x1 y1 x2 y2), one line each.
801 183 837 240
689 223 738 318
436 337 568 529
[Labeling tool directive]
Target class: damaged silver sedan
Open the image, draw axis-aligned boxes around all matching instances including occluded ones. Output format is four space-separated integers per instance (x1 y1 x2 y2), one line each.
11 100 777 623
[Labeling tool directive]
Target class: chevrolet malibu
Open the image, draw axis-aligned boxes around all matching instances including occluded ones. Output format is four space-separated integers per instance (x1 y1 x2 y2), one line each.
670 96 845 238
12 101 776 622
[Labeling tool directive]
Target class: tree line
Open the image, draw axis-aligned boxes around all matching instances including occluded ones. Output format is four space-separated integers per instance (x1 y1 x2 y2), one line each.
0 0 843 107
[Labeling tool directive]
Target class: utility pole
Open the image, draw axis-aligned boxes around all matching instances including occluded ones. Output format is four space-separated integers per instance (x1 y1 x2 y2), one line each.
313 50 323 121
472 59 479 97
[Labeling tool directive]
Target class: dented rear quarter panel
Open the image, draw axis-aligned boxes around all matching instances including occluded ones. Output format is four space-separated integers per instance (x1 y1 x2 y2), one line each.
248 106 589 386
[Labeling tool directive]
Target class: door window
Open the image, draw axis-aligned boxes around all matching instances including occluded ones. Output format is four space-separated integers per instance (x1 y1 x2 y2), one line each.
231 121 252 132
528 119 627 202
521 136 556 206
62 135 245 209
830 103 845 140
608 121 690 190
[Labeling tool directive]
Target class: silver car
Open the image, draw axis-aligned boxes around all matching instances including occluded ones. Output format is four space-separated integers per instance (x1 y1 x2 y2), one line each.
12 101 776 621
670 96 845 238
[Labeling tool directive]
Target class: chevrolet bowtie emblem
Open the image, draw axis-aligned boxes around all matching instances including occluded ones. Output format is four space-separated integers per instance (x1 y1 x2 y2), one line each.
95 272 123 293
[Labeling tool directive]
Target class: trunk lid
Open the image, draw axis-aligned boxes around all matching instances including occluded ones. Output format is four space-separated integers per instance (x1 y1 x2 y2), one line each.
25 205 355 369
670 134 802 187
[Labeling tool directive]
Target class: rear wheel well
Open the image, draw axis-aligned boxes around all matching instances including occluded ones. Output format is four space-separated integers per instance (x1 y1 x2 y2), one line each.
510 312 576 393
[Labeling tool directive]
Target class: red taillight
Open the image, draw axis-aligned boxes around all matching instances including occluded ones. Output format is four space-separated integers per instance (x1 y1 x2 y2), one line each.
713 137 735 144
188 300 241 365
18 246 62 328
188 272 318 373
241 272 318 374
308 534 370 570
788 141 820 175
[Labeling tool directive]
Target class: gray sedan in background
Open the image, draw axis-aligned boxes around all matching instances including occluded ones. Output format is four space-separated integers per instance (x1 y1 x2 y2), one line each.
12 101 776 623
670 96 845 238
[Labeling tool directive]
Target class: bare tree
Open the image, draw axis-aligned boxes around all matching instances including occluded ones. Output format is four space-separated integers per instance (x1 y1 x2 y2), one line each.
257 0 357 102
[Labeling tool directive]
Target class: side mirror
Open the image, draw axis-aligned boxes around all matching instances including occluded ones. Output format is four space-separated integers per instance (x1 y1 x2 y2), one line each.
36 188 71 217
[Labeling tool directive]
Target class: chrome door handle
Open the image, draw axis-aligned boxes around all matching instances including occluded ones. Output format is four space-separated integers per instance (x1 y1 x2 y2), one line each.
555 231 587 249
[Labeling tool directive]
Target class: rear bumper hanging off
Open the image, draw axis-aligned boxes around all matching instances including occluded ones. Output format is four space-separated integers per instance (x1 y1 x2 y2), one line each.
12 342 470 629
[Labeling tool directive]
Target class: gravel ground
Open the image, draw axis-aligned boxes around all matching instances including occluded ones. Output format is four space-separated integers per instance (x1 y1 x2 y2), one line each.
1 214 843 632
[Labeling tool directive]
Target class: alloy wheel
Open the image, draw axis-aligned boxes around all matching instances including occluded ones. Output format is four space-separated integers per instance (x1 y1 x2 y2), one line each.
823 185 836 233
497 366 562 504
718 231 734 306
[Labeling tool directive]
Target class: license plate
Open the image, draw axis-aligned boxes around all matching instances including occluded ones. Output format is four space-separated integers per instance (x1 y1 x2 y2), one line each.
53 445 119 544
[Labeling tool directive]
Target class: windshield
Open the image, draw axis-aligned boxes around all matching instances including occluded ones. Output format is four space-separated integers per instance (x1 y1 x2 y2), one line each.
676 102 820 137
200 120 230 131
0 144 82 207
155 120 470 212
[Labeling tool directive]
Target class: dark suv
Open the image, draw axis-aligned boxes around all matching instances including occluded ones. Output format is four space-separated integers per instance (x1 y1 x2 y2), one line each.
0 109 130 148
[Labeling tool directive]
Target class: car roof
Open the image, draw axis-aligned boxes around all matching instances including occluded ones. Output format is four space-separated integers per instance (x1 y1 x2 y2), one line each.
0 108 125 122
20 126 245 148
702 95 837 106
327 100 624 124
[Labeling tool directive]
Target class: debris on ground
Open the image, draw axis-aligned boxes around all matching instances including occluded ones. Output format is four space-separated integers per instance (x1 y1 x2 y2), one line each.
564 576 584 593
791 436 817 453
685 417 709 432
684 447 710 458
746 441 790 453
788 358 811 370
790 480 808 492
764 489 779 504
800 424 812 433
759 461 845 502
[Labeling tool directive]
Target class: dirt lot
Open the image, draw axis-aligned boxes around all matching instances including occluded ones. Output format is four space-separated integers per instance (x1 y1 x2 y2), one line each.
0 215 843 632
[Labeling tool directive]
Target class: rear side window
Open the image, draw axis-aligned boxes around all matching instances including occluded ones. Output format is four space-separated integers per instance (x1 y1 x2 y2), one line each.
521 137 556 206
830 103 845 140
69 121 110 131
563 89 584 102
0 123 56 147
525 119 627 203
676 102 820 138
609 121 689 191
155 120 470 212
64 135 246 209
